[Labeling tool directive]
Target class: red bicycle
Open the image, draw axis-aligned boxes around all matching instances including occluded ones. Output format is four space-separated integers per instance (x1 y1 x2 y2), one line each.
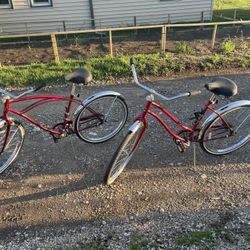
105 58 250 185
0 68 128 174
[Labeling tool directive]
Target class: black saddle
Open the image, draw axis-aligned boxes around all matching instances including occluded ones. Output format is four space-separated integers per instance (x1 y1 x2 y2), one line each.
205 77 238 97
64 68 92 84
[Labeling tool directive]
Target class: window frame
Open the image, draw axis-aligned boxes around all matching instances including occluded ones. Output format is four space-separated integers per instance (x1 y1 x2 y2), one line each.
0 0 13 9
29 0 53 8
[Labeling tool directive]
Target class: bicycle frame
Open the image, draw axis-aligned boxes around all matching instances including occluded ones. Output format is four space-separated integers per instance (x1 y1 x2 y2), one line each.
3 94 81 136
136 95 229 144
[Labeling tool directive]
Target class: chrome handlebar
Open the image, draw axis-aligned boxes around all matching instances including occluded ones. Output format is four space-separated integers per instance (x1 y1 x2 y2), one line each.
0 82 46 101
0 87 35 100
131 60 194 101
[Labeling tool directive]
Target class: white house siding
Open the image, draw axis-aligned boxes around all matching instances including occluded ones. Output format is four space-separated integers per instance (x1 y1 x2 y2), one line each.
0 0 91 34
0 0 213 35
92 0 213 28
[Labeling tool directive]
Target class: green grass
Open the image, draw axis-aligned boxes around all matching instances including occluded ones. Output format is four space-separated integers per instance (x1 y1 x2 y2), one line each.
213 0 250 20
0 52 249 88
130 233 159 250
214 0 250 10
176 230 214 246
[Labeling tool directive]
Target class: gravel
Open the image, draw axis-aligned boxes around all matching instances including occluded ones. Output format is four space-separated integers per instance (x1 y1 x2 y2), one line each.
0 72 250 249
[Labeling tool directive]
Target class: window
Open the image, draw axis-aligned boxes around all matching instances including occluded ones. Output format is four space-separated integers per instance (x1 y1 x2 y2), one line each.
0 0 13 9
30 0 52 7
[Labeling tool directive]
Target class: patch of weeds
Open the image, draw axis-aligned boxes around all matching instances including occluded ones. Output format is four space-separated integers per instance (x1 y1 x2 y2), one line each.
176 230 214 246
130 233 159 250
175 42 194 54
219 40 236 54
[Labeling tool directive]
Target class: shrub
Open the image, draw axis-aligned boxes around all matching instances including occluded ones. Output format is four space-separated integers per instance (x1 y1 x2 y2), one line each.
175 42 194 54
219 40 235 54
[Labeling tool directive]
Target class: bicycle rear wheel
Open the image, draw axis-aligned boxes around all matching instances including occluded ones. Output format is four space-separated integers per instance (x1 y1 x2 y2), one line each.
75 95 128 143
0 120 25 173
201 105 250 155
105 121 145 185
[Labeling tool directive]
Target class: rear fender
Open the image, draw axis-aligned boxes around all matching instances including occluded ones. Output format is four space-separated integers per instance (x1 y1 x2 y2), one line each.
73 91 125 125
199 100 250 139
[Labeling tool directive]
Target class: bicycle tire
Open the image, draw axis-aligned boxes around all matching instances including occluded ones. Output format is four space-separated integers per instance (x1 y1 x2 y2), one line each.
75 95 128 143
0 120 25 174
105 121 145 185
200 105 250 155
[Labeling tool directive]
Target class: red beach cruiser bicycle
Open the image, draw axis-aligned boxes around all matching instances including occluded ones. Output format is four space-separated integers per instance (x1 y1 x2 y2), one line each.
105 58 250 185
0 68 128 173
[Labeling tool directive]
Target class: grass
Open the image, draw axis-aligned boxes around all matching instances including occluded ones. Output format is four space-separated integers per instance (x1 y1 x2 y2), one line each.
130 233 159 250
213 0 250 20
214 0 250 10
176 230 214 246
0 52 249 88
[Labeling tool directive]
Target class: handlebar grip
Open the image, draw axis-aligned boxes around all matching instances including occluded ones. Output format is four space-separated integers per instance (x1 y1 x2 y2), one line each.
189 90 201 96
130 57 134 65
34 83 46 92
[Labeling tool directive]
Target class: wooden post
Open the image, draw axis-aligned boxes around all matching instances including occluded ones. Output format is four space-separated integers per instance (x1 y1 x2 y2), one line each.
161 26 166 53
109 30 113 57
211 24 218 49
51 33 60 62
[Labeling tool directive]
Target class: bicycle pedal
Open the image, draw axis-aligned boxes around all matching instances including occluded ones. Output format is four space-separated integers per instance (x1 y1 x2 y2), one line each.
175 140 190 153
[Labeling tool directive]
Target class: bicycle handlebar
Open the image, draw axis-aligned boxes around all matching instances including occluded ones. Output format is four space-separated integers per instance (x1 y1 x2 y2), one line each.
130 57 197 101
0 83 46 100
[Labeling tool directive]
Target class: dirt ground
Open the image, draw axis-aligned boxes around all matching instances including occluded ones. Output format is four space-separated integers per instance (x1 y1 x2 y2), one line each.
0 73 249 249
0 26 250 66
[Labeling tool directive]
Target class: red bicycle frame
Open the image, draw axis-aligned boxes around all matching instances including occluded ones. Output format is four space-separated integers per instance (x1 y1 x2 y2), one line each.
136 96 229 143
3 94 81 136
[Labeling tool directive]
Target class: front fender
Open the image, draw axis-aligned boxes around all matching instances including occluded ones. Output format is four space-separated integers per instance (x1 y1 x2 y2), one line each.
199 100 250 139
73 91 125 117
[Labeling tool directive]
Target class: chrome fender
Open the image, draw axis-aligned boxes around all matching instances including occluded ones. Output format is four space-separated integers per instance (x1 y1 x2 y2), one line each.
199 100 250 139
73 91 124 117
128 120 143 133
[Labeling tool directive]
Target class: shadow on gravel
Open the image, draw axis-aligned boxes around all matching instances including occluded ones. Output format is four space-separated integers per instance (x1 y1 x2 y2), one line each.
0 176 91 206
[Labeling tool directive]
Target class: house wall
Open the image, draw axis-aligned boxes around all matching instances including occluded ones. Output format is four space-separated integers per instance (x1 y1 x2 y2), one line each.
0 0 213 35
0 0 91 34
92 0 213 28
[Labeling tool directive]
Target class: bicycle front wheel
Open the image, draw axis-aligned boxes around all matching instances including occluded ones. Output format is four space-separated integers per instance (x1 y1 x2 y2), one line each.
75 95 128 143
0 120 25 174
105 121 145 185
201 105 250 155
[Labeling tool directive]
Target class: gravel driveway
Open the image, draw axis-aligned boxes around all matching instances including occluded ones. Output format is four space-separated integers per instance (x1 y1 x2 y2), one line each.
0 72 249 249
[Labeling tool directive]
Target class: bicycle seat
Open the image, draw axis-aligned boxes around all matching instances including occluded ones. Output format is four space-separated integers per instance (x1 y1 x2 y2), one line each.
205 77 238 97
64 68 92 84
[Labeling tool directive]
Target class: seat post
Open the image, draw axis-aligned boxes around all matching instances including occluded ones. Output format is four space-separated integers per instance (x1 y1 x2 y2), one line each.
70 83 76 96
209 94 217 104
